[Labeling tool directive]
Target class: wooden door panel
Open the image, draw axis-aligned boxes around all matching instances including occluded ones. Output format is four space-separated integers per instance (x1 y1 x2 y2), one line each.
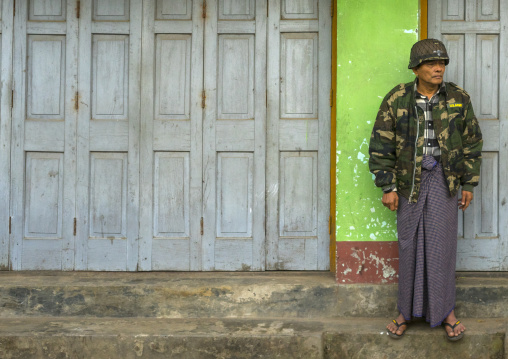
216 153 253 237
477 0 499 20
76 0 141 271
442 0 465 20
156 0 192 20
89 153 127 238
475 35 498 120
22 152 64 270
279 152 317 237
152 151 193 271
155 35 191 120
217 35 254 120
24 153 63 238
203 0 266 271
25 36 66 151
0 1 12 269
214 153 254 271
219 0 255 20
10 0 78 270
92 35 129 120
93 0 130 21
27 36 65 119
154 152 190 238
281 0 318 20
280 34 318 119
478 152 498 235
89 35 130 152
30 0 67 21
139 0 203 271
87 153 129 267
267 0 330 270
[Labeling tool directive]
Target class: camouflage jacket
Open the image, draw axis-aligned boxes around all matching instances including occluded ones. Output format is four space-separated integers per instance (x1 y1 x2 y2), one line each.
369 80 483 203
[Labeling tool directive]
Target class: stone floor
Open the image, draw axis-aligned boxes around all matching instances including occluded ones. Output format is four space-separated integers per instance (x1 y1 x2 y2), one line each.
0 271 506 358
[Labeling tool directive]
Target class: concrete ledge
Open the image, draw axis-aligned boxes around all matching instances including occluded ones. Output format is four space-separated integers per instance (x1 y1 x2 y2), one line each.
0 317 505 359
0 317 325 359
323 318 507 359
1 272 506 319
336 273 508 318
0 272 341 318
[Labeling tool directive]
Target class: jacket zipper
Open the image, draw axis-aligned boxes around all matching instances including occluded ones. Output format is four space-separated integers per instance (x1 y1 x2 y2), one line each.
409 105 421 203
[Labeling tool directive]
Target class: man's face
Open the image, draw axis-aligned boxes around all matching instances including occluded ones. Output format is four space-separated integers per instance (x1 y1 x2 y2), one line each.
412 60 446 87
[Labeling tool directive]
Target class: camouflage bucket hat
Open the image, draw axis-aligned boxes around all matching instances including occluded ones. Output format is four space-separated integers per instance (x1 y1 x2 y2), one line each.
408 38 449 69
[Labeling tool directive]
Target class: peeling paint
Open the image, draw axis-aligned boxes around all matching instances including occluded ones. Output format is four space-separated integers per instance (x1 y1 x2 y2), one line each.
336 242 399 284
335 0 417 252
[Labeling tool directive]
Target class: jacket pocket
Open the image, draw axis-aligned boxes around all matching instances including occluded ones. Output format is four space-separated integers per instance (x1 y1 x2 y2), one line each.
448 148 465 177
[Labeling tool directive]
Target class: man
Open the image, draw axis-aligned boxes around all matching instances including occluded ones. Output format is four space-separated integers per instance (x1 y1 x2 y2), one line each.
368 39 483 341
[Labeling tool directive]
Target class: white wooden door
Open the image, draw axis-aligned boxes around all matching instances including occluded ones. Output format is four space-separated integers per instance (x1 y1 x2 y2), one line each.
138 0 204 271
75 0 142 270
10 0 79 270
202 0 267 271
0 1 14 270
6 0 331 272
429 0 508 270
266 0 331 270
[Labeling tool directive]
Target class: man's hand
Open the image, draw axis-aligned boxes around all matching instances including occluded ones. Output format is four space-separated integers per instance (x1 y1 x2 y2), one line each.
458 190 473 211
382 192 399 211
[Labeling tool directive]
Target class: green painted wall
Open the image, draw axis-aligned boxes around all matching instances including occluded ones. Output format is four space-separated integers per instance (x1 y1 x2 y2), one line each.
336 0 419 242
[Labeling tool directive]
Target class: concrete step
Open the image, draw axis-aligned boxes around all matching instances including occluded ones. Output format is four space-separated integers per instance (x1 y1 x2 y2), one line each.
0 317 505 359
0 271 340 319
1 272 506 319
337 272 508 319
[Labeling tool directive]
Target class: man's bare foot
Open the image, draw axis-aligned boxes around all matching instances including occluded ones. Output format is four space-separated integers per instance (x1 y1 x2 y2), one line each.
443 310 466 339
386 313 408 337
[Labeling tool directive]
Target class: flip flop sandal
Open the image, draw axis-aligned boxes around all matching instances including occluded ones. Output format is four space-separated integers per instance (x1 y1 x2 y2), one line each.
388 319 408 339
442 320 464 341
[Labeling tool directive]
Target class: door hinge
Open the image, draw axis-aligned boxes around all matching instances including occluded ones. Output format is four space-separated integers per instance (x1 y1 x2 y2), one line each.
74 91 79 110
329 89 333 107
76 0 80 18
200 217 204 235
201 90 206 108
202 0 207 18
13 0 15 16
329 215 332 235
73 218 77 236
330 1 334 17
9 217 12 234
11 90 14 109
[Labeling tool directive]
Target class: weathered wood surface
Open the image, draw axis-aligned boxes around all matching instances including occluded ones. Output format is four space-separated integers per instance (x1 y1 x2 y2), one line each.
10 0 78 270
0 0 14 270
266 0 330 270
5 0 331 271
